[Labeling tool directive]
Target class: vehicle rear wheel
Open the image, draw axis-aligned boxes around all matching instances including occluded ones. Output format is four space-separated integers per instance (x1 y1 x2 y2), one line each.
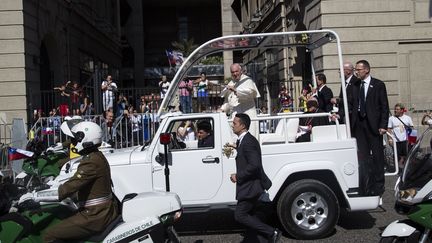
277 179 339 240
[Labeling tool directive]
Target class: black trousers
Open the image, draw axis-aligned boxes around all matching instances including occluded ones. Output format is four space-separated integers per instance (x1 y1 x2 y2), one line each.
353 116 385 196
235 196 274 241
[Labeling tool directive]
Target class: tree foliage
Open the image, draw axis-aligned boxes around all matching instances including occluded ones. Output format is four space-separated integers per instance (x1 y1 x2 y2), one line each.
171 38 198 57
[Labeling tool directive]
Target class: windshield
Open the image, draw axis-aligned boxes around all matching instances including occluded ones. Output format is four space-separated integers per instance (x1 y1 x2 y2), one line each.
400 127 432 190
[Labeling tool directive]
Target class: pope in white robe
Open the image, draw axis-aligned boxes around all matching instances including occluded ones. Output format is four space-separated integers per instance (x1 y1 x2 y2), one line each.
220 63 260 138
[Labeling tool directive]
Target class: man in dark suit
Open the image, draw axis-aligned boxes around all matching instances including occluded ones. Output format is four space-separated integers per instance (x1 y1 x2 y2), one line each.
230 113 281 243
331 62 359 123
348 60 389 196
197 120 214 148
296 99 330 142
314 73 334 112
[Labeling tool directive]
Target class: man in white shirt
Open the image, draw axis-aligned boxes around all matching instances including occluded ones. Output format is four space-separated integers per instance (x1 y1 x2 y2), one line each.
101 75 117 112
388 103 414 169
159 75 170 100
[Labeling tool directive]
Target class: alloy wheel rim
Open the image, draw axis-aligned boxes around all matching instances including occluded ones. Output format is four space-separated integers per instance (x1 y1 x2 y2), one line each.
290 192 328 230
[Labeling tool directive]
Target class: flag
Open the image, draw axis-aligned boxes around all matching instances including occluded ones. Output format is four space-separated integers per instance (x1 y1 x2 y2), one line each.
8 147 34 161
165 50 184 66
166 50 176 66
42 127 54 135
172 51 184 65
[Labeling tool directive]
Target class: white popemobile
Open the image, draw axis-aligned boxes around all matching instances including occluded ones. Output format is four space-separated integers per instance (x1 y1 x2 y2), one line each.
79 30 395 240
15 30 396 241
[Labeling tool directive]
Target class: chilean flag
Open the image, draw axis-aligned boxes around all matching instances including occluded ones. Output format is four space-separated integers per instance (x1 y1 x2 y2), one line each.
42 127 54 135
8 147 34 161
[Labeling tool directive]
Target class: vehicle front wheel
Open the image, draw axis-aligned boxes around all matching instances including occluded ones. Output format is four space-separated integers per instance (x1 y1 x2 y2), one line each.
277 179 339 240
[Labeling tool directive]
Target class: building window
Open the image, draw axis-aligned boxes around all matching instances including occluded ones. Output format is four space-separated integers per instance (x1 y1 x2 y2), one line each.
178 16 188 40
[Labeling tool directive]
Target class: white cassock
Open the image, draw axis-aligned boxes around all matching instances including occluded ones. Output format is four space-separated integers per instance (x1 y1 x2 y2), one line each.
220 74 260 138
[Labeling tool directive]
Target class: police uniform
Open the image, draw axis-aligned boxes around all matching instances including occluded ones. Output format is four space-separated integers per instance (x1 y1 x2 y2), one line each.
44 151 119 242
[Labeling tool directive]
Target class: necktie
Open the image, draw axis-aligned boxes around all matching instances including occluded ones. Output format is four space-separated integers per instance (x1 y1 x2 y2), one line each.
359 81 366 118
236 139 240 148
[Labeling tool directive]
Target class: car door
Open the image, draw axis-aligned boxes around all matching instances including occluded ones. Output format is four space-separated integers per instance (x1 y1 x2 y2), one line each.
151 117 224 202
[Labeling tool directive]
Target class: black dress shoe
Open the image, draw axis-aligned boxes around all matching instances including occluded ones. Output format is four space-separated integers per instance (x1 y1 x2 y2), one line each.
268 228 281 243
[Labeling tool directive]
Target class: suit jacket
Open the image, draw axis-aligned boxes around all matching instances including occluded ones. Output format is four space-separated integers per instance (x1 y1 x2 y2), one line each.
317 85 334 112
348 77 389 135
235 132 272 201
337 76 359 123
297 109 330 142
198 133 214 148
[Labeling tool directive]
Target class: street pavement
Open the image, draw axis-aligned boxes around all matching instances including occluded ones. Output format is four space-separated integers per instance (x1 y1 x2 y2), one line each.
178 175 401 243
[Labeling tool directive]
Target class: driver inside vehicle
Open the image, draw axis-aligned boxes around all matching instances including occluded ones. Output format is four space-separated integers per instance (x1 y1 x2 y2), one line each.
43 121 119 242
197 120 214 148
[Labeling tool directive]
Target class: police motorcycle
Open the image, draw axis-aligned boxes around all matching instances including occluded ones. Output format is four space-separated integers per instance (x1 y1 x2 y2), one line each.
14 138 69 192
12 116 84 194
380 118 432 243
0 137 70 217
0 121 182 243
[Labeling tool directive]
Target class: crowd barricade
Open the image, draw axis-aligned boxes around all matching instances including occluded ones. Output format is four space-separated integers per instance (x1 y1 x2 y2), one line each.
29 115 105 147
29 113 159 150
109 112 159 149
0 116 11 145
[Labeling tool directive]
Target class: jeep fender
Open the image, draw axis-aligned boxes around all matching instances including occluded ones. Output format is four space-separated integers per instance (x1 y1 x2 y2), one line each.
267 160 350 201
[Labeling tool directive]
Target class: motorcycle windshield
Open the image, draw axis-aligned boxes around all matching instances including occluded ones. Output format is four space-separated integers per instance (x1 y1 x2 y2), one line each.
400 127 432 190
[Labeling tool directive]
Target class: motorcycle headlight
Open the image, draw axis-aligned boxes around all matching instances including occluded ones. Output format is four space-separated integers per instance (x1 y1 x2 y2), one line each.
398 188 417 203
160 210 183 226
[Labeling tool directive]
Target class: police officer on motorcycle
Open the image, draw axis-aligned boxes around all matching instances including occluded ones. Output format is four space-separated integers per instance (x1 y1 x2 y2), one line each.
44 121 119 242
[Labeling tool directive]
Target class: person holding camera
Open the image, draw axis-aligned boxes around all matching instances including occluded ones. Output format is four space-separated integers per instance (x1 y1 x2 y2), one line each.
101 75 117 112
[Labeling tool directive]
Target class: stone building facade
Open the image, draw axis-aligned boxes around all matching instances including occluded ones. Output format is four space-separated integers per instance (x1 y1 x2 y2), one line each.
230 0 432 119
0 0 122 129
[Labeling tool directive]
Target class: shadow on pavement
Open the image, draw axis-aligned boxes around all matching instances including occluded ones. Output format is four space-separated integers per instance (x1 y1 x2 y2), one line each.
337 210 377 230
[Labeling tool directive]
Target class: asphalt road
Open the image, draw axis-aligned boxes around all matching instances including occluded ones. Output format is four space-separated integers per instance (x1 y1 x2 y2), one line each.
177 175 401 243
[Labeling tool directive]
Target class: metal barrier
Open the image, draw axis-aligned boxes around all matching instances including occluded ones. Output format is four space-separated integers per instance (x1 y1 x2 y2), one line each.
29 113 159 149
109 112 159 149
29 115 105 147
0 117 11 145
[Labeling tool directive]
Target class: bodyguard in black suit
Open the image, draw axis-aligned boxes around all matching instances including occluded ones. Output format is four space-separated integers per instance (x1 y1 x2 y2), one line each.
332 62 359 124
230 113 280 243
314 73 334 112
348 60 389 196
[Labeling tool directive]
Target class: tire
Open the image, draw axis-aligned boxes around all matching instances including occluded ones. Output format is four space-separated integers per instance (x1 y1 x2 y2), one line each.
277 179 339 240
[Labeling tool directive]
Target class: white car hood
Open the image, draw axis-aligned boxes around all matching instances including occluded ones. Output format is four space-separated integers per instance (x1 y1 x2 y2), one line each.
104 145 150 166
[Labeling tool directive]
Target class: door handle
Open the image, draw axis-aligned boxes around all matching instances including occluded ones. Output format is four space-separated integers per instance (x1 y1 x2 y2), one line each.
202 156 220 164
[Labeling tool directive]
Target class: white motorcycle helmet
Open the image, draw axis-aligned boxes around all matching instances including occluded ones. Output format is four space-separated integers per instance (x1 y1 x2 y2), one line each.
61 121 103 155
